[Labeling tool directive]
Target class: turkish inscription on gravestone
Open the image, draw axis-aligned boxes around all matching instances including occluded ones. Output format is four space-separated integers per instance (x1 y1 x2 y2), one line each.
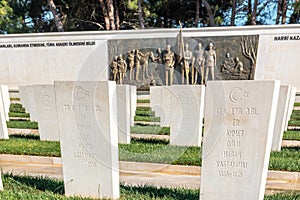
201 80 280 200
55 81 119 199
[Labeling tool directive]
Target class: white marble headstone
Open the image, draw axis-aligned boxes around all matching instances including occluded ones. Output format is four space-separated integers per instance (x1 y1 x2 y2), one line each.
54 81 119 199
116 85 130 144
32 85 59 141
284 86 297 131
0 85 10 121
130 86 137 127
150 86 172 126
169 85 205 147
272 85 291 151
19 85 38 121
200 80 280 200
0 89 8 139
0 171 3 191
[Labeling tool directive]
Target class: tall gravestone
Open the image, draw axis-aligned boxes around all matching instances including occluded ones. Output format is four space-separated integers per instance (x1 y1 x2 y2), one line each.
272 85 291 151
0 88 9 139
200 80 280 200
116 85 130 144
54 81 119 199
284 86 297 131
130 86 137 127
0 85 10 121
19 85 38 121
169 85 205 147
150 86 172 126
0 172 3 191
32 85 59 141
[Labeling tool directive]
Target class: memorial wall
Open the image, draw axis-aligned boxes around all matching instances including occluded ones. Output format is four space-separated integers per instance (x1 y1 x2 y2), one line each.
0 25 299 91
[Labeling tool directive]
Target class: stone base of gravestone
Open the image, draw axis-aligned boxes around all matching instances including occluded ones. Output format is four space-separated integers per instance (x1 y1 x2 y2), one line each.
200 80 280 200
272 85 291 151
130 86 137 127
150 86 172 126
54 81 119 199
117 85 130 144
32 85 59 141
169 85 205 147
0 85 10 121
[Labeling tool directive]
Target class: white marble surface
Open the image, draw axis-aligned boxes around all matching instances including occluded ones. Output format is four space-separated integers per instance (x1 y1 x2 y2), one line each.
130 86 137 127
169 85 205 147
272 85 291 151
284 86 297 131
0 89 8 139
0 85 10 121
54 81 119 199
32 85 59 141
19 85 38 121
116 85 130 144
201 80 280 200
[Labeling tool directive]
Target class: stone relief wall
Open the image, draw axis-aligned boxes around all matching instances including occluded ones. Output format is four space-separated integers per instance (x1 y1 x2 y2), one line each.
108 35 259 89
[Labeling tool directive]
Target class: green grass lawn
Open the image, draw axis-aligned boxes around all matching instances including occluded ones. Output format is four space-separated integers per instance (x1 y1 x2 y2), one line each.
294 102 300 107
288 120 300 126
283 130 300 140
137 99 150 103
1 173 297 200
9 112 30 118
7 121 38 129
0 137 299 172
135 110 155 116
134 116 160 122
131 126 170 135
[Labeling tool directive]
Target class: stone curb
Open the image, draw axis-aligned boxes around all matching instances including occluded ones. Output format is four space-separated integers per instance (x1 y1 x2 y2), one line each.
0 154 299 181
8 128 39 135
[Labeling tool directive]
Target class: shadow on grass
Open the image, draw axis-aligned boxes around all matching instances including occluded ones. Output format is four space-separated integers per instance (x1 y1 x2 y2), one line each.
121 184 199 200
4 173 64 194
131 138 169 145
10 134 40 140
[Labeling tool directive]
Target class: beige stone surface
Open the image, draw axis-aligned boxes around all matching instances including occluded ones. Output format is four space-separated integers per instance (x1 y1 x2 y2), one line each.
201 80 280 200
54 81 119 199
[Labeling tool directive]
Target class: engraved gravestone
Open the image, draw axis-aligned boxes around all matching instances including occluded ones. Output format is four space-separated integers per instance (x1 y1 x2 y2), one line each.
200 80 280 200
0 172 3 190
130 86 137 127
284 86 296 131
0 88 8 139
116 85 130 144
19 85 38 121
0 85 10 121
32 85 59 141
169 85 205 147
54 81 119 199
150 86 172 126
272 85 291 151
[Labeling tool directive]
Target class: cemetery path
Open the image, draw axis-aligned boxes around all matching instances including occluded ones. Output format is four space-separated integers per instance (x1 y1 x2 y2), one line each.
0 154 299 195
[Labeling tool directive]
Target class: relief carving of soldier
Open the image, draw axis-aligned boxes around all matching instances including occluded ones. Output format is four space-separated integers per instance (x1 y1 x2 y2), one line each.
194 43 205 85
204 42 216 84
162 44 175 86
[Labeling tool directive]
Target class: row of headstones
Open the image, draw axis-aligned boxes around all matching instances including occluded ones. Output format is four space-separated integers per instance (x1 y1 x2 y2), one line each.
150 83 297 151
151 81 296 200
0 81 297 199
18 84 137 144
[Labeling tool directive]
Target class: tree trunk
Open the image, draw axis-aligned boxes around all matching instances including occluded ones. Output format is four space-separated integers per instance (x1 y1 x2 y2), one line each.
231 0 236 26
251 0 258 25
106 0 115 30
114 0 120 30
47 0 64 32
138 0 144 29
99 0 110 30
195 0 200 27
276 0 282 24
282 0 287 24
202 0 215 26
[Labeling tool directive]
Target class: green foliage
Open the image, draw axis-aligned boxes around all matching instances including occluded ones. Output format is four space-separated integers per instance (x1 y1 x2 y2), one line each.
294 102 300 107
9 103 26 113
288 120 300 126
7 121 38 129
136 106 152 111
283 130 300 140
131 125 170 135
